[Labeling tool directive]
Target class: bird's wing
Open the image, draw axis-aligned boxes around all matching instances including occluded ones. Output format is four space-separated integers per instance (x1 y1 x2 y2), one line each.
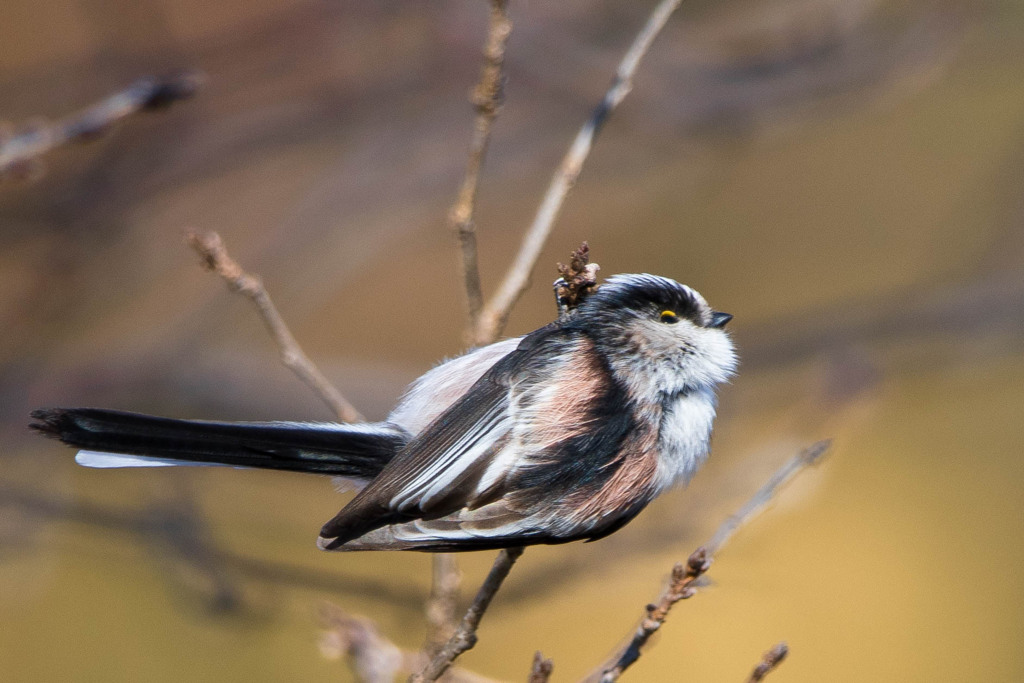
319 325 650 551
318 325 570 548
386 336 523 435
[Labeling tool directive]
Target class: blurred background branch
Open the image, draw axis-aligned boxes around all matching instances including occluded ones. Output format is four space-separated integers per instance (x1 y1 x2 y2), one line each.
451 0 512 333
320 603 503 683
472 0 684 345
0 482 426 610
186 229 364 423
0 72 200 181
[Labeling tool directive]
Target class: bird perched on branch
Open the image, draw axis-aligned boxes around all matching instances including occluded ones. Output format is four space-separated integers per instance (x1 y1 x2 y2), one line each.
31 273 735 552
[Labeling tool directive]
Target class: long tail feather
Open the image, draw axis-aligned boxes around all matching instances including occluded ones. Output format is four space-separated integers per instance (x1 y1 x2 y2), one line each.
30 408 407 478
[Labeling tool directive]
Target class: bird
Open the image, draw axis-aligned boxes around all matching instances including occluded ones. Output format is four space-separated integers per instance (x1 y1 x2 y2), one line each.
30 274 736 552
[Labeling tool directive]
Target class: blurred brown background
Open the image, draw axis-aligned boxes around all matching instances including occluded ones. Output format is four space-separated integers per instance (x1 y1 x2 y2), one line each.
2 0 1023 680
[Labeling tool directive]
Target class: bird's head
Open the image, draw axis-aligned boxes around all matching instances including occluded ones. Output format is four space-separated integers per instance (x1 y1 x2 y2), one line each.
574 274 738 397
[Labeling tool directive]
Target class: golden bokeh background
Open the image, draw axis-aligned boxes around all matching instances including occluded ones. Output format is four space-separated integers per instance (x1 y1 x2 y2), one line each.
2 0 1023 680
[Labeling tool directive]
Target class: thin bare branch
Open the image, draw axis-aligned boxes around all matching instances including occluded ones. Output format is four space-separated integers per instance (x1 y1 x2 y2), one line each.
424 553 463 654
411 547 525 683
591 548 711 683
528 651 554 683
587 440 831 682
186 231 364 423
746 643 789 683
473 0 683 345
452 0 513 332
0 72 201 180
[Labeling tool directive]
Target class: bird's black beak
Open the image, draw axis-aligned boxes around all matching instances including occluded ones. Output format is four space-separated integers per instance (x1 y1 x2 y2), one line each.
709 311 733 329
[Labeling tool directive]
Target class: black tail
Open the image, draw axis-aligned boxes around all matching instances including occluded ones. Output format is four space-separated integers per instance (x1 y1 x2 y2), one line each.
30 408 408 478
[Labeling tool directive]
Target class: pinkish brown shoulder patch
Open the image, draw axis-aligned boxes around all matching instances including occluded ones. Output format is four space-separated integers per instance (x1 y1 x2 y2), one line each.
569 426 659 524
522 337 611 453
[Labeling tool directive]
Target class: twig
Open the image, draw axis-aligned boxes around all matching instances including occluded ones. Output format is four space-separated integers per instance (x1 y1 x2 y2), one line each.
528 651 554 683
185 231 364 423
0 72 201 180
424 553 463 654
554 242 601 317
746 643 789 683
452 0 513 332
588 440 831 682
411 547 525 683
592 548 711 683
472 0 684 345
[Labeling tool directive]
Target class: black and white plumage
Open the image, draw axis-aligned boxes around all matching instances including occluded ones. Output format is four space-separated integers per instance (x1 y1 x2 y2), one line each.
31 274 737 552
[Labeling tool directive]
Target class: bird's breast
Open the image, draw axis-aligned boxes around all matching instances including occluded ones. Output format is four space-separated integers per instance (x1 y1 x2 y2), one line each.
652 388 718 492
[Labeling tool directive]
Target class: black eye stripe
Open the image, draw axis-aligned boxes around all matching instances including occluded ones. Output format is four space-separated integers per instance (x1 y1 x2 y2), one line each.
580 275 709 326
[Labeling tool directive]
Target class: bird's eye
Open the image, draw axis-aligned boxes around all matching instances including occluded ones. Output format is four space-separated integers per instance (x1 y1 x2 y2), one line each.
660 310 680 324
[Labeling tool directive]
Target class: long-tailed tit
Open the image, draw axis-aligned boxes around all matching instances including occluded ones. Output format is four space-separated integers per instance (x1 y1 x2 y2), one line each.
31 274 736 552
